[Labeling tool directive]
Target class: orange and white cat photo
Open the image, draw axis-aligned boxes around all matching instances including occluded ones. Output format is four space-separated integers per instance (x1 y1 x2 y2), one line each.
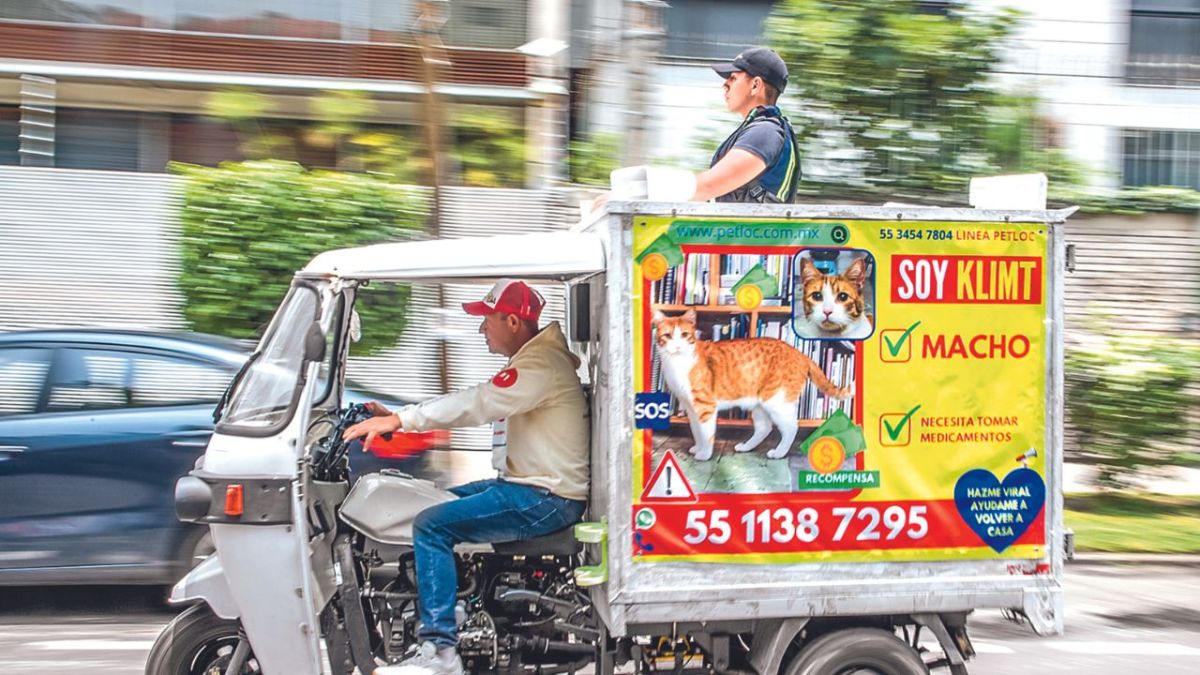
653 309 852 461
793 253 875 340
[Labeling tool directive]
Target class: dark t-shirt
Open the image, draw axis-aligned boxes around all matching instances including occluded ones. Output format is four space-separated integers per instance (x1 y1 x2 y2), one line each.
710 106 799 203
731 121 786 169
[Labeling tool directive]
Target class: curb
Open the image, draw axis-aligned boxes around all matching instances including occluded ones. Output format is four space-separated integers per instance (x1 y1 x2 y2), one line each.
1069 552 1200 566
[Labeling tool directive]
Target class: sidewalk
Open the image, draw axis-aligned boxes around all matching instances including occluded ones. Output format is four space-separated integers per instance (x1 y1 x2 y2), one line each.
1070 552 1200 566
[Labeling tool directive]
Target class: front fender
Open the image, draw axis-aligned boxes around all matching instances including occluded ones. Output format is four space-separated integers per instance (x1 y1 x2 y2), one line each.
169 553 239 620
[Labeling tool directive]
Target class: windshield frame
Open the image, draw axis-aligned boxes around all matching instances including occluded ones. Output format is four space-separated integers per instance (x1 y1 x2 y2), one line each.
215 280 324 438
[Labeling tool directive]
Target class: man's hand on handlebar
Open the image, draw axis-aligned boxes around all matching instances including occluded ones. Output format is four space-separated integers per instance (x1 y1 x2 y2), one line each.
343 405 402 452
364 401 393 417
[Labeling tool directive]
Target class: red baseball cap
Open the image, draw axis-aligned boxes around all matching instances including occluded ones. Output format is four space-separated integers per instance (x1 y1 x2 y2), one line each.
463 279 545 321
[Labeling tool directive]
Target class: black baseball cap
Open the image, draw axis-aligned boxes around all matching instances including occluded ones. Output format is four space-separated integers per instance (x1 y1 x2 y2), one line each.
712 47 788 93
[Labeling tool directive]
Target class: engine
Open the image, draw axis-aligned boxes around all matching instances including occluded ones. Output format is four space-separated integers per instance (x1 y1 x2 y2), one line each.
368 549 598 675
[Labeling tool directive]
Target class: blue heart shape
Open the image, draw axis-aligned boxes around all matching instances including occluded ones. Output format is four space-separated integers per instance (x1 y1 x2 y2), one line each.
954 467 1045 553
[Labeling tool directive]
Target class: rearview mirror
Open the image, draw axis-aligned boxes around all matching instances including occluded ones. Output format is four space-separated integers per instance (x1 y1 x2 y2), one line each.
304 321 327 362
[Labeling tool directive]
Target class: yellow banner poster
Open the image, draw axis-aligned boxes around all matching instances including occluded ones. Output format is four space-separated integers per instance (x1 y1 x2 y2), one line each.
629 218 1049 563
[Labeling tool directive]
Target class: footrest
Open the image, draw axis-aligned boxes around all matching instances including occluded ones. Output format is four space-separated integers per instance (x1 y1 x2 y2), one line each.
573 521 608 587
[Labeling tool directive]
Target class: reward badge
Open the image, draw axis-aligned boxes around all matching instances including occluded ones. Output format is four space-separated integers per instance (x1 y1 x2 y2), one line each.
796 410 878 491
797 409 866 459
731 263 779 310
807 436 846 475
636 234 683 281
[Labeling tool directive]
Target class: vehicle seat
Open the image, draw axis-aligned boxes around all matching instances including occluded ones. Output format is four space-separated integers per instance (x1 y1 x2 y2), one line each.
492 525 581 556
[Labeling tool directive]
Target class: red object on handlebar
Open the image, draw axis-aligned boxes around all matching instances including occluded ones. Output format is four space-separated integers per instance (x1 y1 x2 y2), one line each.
367 429 448 459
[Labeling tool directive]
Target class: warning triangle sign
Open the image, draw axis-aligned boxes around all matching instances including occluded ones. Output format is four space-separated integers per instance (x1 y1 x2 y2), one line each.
640 451 697 502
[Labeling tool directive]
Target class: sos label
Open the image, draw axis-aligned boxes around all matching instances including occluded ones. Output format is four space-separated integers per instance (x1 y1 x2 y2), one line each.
634 393 673 430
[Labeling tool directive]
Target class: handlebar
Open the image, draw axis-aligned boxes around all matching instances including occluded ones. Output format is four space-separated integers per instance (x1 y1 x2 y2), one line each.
308 403 392 481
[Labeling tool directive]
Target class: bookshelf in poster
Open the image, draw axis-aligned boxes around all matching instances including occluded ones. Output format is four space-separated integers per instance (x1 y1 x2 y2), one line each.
649 252 856 428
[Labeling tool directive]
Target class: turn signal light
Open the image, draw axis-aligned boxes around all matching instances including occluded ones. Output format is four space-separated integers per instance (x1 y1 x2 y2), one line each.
224 484 244 517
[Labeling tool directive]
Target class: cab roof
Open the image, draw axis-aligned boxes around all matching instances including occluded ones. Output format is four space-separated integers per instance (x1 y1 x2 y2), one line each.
301 231 606 282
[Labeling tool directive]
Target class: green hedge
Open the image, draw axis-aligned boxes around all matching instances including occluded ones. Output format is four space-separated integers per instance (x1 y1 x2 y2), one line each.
174 160 427 353
1065 333 1200 488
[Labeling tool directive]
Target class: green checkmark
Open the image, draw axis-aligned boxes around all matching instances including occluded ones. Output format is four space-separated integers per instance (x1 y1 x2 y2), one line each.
883 320 922 358
883 404 922 441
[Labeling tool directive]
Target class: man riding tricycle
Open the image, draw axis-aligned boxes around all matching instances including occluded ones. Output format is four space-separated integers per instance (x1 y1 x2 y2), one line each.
149 201 1071 675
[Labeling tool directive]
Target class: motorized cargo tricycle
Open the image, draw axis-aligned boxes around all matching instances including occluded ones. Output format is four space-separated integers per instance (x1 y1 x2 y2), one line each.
149 201 1073 675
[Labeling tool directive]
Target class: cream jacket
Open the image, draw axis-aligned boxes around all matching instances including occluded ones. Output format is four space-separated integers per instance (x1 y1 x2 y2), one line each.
397 322 590 500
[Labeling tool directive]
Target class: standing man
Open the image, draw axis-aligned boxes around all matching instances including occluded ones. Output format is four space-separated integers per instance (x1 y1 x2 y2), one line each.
343 279 589 675
691 47 801 203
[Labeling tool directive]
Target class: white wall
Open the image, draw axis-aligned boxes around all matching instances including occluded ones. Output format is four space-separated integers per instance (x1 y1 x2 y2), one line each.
979 0 1200 188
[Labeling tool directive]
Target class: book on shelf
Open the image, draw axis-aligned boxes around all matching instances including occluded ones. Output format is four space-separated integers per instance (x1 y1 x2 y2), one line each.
650 253 796 309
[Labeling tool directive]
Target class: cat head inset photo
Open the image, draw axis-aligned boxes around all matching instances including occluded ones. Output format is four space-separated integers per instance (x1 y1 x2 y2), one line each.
652 308 699 357
793 253 875 340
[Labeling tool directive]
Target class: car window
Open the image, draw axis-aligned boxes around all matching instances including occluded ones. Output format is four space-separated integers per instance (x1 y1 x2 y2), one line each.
48 349 131 411
130 353 233 406
0 348 52 416
48 348 233 412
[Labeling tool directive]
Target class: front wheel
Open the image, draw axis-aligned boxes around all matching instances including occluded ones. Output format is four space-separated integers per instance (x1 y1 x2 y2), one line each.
784 627 930 675
145 603 260 675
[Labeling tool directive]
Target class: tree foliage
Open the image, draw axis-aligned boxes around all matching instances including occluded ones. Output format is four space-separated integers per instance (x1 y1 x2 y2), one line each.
766 0 1021 196
568 131 621 186
174 160 426 353
449 107 527 187
204 91 533 188
206 90 425 183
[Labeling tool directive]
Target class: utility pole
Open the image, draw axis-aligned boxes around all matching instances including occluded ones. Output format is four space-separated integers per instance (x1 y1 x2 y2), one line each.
621 0 667 167
415 0 452 396
521 0 570 187
415 0 450 236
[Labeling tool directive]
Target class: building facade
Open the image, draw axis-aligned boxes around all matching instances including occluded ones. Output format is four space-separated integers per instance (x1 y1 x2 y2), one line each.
0 0 569 186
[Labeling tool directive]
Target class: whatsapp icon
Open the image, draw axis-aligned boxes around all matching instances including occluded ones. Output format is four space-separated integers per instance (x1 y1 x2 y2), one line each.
635 507 656 530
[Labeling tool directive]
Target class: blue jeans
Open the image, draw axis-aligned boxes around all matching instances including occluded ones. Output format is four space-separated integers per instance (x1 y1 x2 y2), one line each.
412 478 586 648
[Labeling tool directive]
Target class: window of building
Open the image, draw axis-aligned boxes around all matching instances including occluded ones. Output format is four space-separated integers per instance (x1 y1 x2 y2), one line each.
0 0 159 28
1128 0 1200 85
664 0 774 60
1123 129 1200 188
444 0 527 49
0 105 18 166
56 108 143 172
174 0 341 39
367 0 416 43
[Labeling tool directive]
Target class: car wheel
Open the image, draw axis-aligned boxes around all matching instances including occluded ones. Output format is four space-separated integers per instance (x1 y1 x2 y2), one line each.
175 526 215 578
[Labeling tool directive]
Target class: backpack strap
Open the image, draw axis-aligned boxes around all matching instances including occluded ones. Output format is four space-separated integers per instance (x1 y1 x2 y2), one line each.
711 107 801 203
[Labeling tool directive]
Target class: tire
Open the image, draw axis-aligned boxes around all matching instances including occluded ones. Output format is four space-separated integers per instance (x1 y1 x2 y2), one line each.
145 603 260 675
162 527 215 601
784 627 929 675
176 526 215 574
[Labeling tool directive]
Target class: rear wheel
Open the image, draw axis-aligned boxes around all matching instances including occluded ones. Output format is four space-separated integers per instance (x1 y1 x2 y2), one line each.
784 627 929 675
145 603 260 675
